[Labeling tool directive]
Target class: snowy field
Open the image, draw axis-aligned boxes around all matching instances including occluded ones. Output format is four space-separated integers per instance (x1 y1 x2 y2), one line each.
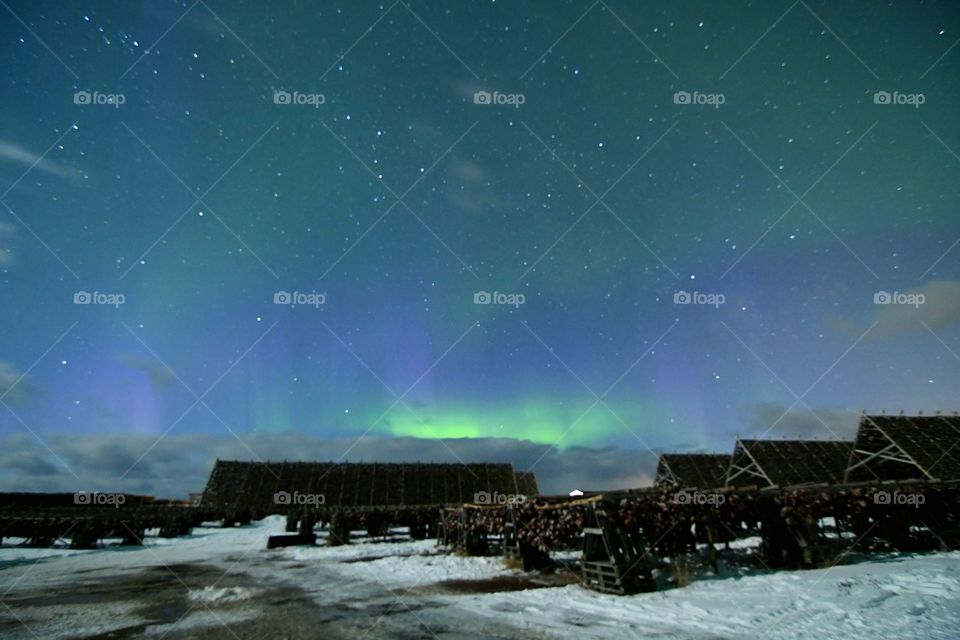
0 516 958 639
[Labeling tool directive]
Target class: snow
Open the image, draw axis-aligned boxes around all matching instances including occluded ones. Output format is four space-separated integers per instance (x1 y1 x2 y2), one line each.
188 585 260 604
141 609 262 638
448 554 960 639
1 515 958 639
282 535 514 588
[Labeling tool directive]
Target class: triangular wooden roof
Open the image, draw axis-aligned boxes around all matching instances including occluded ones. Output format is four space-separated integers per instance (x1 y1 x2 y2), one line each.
727 439 853 487
845 414 960 482
201 460 531 512
655 453 731 488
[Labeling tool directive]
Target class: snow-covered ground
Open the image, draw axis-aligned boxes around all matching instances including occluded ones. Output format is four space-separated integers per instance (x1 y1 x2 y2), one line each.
1 516 958 639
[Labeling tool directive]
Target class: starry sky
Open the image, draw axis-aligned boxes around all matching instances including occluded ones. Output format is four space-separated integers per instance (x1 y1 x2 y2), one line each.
1 1 959 496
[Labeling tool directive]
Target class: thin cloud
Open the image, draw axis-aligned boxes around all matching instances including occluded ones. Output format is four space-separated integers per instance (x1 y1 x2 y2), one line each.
0 222 14 265
0 432 660 498
870 280 960 340
828 280 960 343
0 140 79 179
119 353 176 391
0 360 31 404
745 403 860 441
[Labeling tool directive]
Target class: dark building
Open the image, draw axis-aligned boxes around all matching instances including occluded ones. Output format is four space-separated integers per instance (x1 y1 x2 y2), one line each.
726 439 853 488
845 414 960 482
654 454 731 489
201 460 538 516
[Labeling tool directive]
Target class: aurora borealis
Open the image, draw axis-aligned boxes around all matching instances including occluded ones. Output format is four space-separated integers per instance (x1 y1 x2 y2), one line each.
1 1 959 495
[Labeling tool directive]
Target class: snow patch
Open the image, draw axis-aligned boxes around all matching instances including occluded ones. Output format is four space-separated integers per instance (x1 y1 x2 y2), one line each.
188 585 258 604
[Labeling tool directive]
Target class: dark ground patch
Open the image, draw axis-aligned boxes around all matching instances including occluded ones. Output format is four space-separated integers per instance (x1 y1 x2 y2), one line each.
0 532 600 639
1 558 563 639
411 571 580 595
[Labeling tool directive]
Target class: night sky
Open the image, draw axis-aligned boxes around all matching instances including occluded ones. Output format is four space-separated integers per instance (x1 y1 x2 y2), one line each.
1 1 958 496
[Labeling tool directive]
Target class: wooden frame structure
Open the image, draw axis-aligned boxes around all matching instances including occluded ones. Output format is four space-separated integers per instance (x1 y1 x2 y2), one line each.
726 439 853 488
201 460 537 518
654 453 731 488
845 414 960 482
580 501 656 594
